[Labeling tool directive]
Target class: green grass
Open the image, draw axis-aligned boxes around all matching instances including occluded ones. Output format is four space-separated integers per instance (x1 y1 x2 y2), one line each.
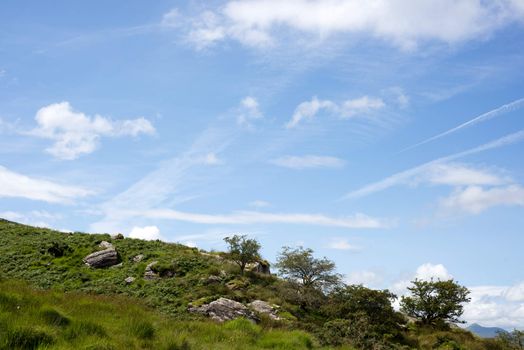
0 280 332 350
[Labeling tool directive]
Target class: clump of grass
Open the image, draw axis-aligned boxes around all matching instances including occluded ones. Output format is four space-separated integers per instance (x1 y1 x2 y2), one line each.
40 306 70 327
164 339 191 350
64 320 107 340
129 318 155 340
2 326 54 350
224 318 261 338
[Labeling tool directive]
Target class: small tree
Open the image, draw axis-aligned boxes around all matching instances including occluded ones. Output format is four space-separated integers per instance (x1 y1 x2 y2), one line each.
223 235 261 275
400 279 471 327
496 329 524 350
325 285 405 335
276 246 342 291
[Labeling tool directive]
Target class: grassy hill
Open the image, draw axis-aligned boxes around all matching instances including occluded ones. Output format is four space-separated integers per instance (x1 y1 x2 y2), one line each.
0 219 510 349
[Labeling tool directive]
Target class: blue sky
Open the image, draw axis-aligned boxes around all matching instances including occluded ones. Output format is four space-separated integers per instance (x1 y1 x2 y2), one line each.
1 0 524 328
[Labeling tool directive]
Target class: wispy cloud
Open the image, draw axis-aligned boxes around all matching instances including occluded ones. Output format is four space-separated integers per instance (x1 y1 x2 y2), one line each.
345 130 524 199
141 209 391 229
26 102 155 160
402 97 524 151
439 185 524 214
270 155 345 169
0 165 93 203
286 96 384 128
326 237 362 251
237 96 263 128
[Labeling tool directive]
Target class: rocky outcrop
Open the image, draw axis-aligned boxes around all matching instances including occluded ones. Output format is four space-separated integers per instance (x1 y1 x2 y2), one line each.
99 241 113 249
83 248 119 268
189 298 258 323
248 300 281 320
246 261 271 275
144 261 159 280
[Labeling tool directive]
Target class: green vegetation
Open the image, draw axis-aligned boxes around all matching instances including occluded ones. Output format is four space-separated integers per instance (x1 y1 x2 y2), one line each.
401 279 471 327
223 234 261 275
0 219 518 349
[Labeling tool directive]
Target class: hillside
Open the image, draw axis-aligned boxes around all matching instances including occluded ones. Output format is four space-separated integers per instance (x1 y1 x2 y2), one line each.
0 219 510 349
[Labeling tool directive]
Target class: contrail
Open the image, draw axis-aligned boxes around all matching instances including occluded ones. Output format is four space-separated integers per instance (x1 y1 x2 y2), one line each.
401 97 524 152
344 129 524 199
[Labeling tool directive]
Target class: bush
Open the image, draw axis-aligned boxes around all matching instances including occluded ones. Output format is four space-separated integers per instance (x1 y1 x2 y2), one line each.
2 327 54 350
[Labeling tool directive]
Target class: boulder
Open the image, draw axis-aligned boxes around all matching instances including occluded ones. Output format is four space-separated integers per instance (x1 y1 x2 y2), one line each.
246 261 271 275
83 248 119 268
125 276 135 284
248 300 281 320
144 261 159 280
99 241 113 249
189 298 258 323
132 254 144 263
111 233 124 240
205 275 222 284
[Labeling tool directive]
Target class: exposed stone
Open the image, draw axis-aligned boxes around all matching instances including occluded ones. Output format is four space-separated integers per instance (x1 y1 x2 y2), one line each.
99 241 113 249
83 248 119 268
248 300 281 320
132 254 144 263
144 261 159 280
111 233 125 240
246 261 271 275
205 275 222 284
125 276 135 284
189 298 258 323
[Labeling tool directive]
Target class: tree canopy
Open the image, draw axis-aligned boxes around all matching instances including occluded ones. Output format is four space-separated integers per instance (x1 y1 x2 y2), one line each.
275 246 341 291
223 234 261 275
400 279 471 327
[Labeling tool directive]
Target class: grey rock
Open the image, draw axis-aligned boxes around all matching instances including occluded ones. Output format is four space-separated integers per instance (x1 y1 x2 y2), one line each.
246 261 271 275
248 300 281 320
144 261 159 280
205 275 222 284
189 298 258 323
132 254 144 263
125 276 135 284
83 248 119 268
99 241 113 249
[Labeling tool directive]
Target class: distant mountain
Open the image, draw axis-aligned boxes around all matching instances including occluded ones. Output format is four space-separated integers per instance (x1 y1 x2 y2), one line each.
467 323 507 338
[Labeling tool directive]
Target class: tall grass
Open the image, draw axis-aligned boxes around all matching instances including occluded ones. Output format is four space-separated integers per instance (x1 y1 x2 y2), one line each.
0 280 332 350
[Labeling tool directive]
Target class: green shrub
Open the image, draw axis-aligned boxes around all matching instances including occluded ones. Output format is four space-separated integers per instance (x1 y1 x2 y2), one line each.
2 326 54 350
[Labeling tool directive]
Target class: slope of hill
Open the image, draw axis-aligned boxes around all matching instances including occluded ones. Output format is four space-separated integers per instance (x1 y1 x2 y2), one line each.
467 323 507 338
0 219 509 349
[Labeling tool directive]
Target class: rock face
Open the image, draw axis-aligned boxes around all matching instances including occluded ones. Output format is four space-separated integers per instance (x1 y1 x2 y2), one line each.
247 261 271 275
144 261 159 280
189 298 258 323
248 300 281 320
83 248 119 268
98 241 113 249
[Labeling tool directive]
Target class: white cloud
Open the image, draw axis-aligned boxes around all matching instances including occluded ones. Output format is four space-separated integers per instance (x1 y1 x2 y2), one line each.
237 96 263 127
28 102 155 160
249 200 271 208
179 0 523 50
129 225 161 240
200 153 223 165
0 210 62 228
464 284 524 329
142 209 390 229
287 97 337 128
415 263 453 281
286 96 384 128
0 165 93 203
327 237 361 250
440 185 524 214
346 270 382 287
270 155 345 169
505 282 524 302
